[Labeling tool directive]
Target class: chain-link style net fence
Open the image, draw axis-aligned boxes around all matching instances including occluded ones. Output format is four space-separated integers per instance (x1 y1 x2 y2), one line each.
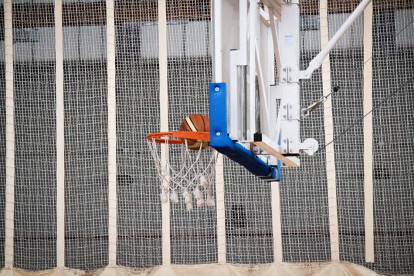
115 0 162 268
12 0 57 271
0 0 413 275
62 0 108 270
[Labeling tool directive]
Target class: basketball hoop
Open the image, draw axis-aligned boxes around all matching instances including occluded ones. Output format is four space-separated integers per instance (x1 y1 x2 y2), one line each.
147 131 217 211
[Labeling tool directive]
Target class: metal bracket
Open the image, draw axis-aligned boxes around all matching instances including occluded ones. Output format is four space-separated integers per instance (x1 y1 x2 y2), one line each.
282 103 300 120
281 137 299 154
281 66 299 83
299 138 319 156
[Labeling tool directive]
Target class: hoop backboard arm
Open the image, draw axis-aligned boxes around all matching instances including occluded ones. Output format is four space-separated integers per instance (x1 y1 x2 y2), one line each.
209 83 280 181
299 0 372 79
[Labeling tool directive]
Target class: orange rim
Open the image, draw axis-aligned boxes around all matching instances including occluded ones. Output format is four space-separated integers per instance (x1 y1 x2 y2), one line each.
147 131 210 145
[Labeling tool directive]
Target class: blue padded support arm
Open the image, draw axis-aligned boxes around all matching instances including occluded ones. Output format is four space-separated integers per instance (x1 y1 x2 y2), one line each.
209 83 280 181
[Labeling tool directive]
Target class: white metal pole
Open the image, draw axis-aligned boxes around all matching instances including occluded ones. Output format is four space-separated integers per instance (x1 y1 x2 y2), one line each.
363 0 374 263
303 0 372 78
4 0 14 269
212 0 226 264
158 0 171 266
319 0 340 261
239 0 247 65
213 0 222 83
55 0 65 268
248 0 258 139
107 0 117 267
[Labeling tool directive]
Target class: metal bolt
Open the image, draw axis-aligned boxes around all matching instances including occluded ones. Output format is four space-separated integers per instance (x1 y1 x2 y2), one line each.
283 115 286 118
283 148 286 152
216 132 221 136
304 72 308 77
289 140 292 143
283 78 286 81
289 148 292 153
215 87 219 91
283 139 286 143
283 68 286 71
289 115 292 119
283 105 286 109
289 68 292 72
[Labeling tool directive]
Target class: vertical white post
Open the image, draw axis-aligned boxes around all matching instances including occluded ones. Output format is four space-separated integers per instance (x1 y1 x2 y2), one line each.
215 152 226 264
213 0 222 83
212 0 226 264
271 182 283 263
320 0 340 261
158 0 171 266
248 0 258 139
239 0 247 65
279 2 300 154
55 0 65 268
4 0 14 269
364 0 374 263
107 0 117 267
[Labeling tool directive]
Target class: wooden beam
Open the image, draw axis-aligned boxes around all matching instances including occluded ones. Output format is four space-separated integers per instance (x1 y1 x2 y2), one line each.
364 0 374 263
252 141 299 168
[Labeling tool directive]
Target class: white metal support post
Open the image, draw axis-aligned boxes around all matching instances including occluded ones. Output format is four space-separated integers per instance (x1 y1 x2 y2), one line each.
279 1 301 155
4 0 14 270
248 0 259 140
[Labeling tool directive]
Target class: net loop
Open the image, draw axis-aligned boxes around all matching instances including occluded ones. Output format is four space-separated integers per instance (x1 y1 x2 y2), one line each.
147 134 217 210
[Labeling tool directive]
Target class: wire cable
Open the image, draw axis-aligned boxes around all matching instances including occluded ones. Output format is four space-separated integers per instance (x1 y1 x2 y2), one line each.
319 75 414 153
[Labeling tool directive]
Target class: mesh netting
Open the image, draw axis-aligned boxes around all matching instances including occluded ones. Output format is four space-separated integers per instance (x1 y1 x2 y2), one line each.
279 1 331 263
0 0 5 268
63 0 108 270
115 0 162 267
327 1 414 274
1 1 413 275
224 168 274 264
370 5 414 274
165 1 218 264
12 1 57 271
328 0 366 267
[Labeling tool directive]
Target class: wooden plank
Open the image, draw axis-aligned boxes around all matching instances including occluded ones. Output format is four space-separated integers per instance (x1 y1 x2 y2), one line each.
253 141 299 168
107 0 117 267
4 0 14 269
364 0 374 263
271 181 283 263
320 0 340 261
55 0 65 268
158 0 171 266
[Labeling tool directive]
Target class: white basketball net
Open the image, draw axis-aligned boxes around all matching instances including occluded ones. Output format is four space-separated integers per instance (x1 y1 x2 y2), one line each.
148 137 218 211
